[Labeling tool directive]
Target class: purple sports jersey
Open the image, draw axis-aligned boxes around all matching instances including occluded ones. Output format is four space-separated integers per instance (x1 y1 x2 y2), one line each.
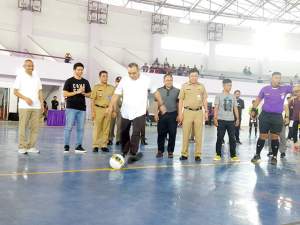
258 85 292 113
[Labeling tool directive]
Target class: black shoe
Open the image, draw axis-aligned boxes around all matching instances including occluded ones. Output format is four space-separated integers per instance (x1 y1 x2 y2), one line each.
156 151 163 158
195 156 201 162
107 140 113 146
141 139 148 145
251 154 261 163
280 152 286 158
64 145 70 153
168 152 174 159
93 147 99 153
267 152 273 157
271 156 277 165
179 156 188 161
127 152 143 164
101 147 109 153
116 141 120 146
236 141 242 145
75 145 87 154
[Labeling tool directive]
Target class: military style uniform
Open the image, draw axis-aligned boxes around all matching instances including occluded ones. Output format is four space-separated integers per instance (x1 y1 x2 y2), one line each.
178 82 207 158
91 83 115 149
109 97 122 144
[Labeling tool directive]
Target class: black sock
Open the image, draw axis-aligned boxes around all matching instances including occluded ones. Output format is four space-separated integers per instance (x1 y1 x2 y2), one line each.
256 139 265 155
271 139 279 157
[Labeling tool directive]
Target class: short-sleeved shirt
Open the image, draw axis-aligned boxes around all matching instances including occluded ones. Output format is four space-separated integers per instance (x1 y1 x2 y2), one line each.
114 74 150 120
157 86 180 113
290 98 300 121
91 83 115 107
13 70 42 109
51 100 59 110
214 92 237 121
63 77 91 111
258 85 292 114
178 82 207 109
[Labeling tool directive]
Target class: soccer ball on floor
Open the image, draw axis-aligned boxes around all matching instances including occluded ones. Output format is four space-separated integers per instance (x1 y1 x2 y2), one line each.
109 154 125 169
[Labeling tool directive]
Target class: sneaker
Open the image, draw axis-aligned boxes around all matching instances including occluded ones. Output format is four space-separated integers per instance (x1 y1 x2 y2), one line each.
280 152 286 158
101 147 109 153
251 154 261 163
168 152 174 159
93 147 99 153
179 156 188 161
18 148 27 154
107 140 113 146
271 156 277 165
64 145 70 153
156 151 163 158
231 156 240 162
195 156 201 162
27 147 40 153
267 152 273 157
214 155 222 161
75 145 87 154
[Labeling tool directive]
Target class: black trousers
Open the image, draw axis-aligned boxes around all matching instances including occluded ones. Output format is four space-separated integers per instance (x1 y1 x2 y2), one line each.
292 121 299 143
157 111 177 153
235 119 241 141
121 115 145 155
216 120 237 157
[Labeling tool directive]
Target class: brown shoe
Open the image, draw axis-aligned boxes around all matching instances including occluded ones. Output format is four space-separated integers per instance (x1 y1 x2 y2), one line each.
156 151 163 158
168 152 174 158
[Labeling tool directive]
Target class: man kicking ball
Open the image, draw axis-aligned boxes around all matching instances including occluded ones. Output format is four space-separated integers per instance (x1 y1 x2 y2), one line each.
251 72 299 165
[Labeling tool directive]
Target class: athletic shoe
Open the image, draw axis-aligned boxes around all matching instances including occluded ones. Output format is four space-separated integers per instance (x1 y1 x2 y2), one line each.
64 145 70 153
214 155 222 161
75 145 87 154
195 156 201 162
231 156 240 162
101 147 109 153
18 148 27 154
179 156 188 161
280 152 286 158
27 148 40 153
251 154 261 163
271 156 277 165
267 152 273 157
93 147 99 153
156 151 163 158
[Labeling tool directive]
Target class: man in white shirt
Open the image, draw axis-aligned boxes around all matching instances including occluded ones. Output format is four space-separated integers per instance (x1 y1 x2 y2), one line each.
108 63 165 163
13 59 44 154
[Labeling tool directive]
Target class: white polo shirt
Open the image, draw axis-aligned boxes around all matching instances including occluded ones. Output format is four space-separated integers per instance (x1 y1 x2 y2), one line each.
13 70 42 109
115 74 150 120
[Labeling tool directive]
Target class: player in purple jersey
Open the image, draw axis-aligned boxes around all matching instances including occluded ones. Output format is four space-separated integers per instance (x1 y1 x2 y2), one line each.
251 72 297 165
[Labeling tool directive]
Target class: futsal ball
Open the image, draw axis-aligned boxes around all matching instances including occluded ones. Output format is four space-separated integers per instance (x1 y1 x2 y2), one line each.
109 154 125 169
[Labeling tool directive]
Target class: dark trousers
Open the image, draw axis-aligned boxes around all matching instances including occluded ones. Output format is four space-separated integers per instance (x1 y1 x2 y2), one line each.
121 115 146 155
249 119 258 136
235 120 241 141
292 121 299 143
157 111 177 153
216 120 237 157
288 126 293 140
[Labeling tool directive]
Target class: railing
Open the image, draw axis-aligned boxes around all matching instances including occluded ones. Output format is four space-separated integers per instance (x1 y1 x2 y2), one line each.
0 48 67 61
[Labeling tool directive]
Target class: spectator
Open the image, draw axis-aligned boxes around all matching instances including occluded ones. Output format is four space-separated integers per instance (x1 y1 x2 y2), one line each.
51 96 59 110
247 66 252 75
153 58 159 66
164 57 169 67
142 63 149 72
43 100 48 121
243 66 248 75
64 53 72 63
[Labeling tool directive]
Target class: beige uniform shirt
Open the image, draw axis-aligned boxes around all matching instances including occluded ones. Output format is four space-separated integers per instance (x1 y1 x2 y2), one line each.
178 82 207 109
91 84 115 107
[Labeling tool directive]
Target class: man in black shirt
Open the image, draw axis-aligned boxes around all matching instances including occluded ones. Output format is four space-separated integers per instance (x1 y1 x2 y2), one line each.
63 62 91 153
51 96 59 110
234 90 245 144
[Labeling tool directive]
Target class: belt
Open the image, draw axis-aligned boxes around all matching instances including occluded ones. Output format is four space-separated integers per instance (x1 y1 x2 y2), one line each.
184 106 202 111
95 104 108 108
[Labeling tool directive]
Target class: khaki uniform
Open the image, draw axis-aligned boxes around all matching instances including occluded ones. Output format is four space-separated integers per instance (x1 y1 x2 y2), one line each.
91 83 115 148
179 82 207 157
109 97 122 142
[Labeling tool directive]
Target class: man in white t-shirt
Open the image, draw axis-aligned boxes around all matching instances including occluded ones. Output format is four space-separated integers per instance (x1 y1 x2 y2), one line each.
13 59 44 154
108 63 165 163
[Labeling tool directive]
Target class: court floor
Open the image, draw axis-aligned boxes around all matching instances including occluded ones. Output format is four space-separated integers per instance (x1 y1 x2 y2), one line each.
0 121 300 225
